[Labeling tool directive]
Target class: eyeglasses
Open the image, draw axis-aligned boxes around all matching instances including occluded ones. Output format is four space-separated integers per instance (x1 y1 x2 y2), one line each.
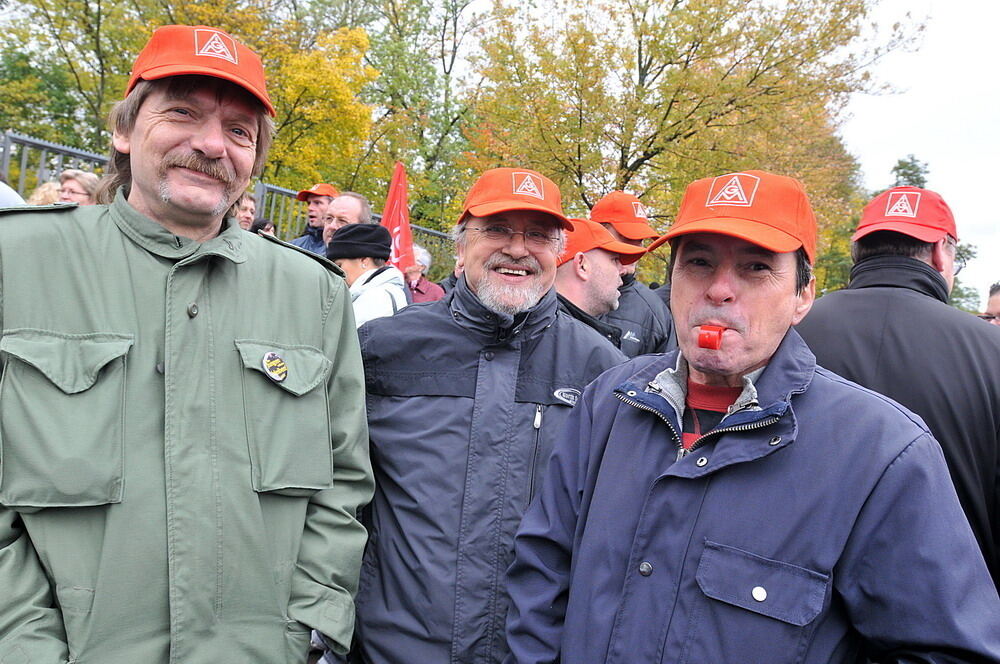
466 224 558 248
979 314 999 322
58 188 89 198
945 236 966 276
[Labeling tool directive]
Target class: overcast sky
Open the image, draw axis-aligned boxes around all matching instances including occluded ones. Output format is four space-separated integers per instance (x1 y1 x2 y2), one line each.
840 0 1000 308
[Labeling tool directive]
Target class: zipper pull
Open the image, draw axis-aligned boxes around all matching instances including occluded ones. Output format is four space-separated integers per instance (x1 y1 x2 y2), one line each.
533 404 543 429
676 447 688 462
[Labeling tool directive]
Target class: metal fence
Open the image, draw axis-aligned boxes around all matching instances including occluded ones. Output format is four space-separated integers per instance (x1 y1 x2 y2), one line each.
2 130 456 277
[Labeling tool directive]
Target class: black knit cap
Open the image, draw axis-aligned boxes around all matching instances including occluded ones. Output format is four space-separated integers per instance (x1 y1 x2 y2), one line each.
326 224 392 260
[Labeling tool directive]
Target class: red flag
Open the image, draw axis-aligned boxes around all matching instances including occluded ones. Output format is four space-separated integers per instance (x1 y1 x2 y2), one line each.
382 161 415 272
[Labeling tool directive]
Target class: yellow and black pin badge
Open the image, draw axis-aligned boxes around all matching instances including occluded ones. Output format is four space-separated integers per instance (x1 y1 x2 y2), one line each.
261 351 288 383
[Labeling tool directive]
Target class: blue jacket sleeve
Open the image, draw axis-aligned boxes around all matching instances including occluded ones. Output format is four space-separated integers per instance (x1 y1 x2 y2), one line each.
505 384 597 664
836 432 1000 661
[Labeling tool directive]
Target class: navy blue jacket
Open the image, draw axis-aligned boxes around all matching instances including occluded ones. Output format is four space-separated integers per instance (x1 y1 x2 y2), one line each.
600 274 675 357
506 331 1000 663
354 277 626 663
290 224 326 255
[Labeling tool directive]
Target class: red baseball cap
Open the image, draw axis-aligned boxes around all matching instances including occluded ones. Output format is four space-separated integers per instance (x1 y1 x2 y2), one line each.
459 167 572 230
558 218 647 266
296 183 340 201
127 25 275 117
852 186 957 242
648 170 817 263
589 191 660 240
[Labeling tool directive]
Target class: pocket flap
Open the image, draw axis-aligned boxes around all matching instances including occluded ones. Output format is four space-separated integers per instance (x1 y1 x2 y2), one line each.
0 330 133 394
234 340 332 396
696 540 828 626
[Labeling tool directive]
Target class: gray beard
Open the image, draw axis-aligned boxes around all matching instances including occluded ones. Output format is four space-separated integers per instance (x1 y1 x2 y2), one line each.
158 180 232 219
475 276 548 316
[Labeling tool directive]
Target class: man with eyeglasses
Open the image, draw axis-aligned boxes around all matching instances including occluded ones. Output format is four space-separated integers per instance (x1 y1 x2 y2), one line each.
797 185 1000 589
328 167 625 663
983 282 1000 326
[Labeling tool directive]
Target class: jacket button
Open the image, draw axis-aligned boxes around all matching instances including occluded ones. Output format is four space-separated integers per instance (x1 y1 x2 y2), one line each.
752 586 767 602
696 456 708 467
769 436 781 446
187 303 199 318
638 561 653 576
626 390 637 397
484 351 495 361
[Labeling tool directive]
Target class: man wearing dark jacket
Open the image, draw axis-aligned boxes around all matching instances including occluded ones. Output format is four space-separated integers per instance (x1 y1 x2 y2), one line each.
591 191 676 356
339 168 626 664
796 185 1000 588
291 182 339 254
555 218 646 349
505 171 1000 663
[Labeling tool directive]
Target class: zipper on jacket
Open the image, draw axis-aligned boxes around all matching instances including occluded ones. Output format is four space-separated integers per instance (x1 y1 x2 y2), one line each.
527 405 544 502
616 390 779 462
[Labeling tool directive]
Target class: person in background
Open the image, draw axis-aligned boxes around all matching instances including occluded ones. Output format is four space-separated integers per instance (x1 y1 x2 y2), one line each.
983 282 1000 326
26 181 60 205
58 168 99 205
292 182 339 254
505 170 1000 663
0 178 25 206
250 217 275 236
337 167 625 664
591 191 675 356
0 24 372 663
234 191 256 229
321 192 373 246
555 218 646 349
797 186 1000 588
326 223 408 327
404 243 445 303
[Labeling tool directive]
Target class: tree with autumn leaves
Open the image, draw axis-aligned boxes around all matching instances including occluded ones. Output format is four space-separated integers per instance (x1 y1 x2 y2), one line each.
1 0 916 292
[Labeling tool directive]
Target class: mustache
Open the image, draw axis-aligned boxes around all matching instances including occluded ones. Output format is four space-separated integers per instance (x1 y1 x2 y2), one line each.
482 253 542 274
163 153 235 186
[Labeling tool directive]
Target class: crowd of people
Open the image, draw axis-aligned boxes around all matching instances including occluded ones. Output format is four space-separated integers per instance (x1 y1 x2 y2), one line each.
0 23 998 664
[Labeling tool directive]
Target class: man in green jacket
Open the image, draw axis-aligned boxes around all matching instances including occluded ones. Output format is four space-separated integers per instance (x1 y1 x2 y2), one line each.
0 25 373 664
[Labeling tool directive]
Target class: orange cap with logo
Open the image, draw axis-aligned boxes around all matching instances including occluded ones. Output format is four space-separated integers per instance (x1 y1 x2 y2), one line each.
127 25 275 117
460 167 572 230
589 191 660 240
558 219 647 266
852 186 956 243
648 170 817 263
296 183 340 201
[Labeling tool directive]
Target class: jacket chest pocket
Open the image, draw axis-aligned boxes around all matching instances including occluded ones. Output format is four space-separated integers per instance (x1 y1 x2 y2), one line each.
679 540 829 664
235 340 334 496
0 330 133 508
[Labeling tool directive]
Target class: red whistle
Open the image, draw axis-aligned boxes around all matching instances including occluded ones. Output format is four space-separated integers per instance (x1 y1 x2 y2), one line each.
698 325 725 350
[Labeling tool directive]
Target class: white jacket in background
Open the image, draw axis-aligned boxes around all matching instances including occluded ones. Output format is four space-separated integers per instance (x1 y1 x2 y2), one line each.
350 265 408 328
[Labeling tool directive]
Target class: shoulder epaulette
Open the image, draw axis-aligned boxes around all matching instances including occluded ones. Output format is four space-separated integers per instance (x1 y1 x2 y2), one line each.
0 202 79 216
259 232 345 278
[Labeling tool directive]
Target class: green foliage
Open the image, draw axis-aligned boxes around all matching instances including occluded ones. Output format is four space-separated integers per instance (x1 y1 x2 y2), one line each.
891 154 928 188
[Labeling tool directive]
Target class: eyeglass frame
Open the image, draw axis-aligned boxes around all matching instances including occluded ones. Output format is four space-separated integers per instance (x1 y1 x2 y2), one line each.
58 187 90 198
944 235 966 276
463 223 561 249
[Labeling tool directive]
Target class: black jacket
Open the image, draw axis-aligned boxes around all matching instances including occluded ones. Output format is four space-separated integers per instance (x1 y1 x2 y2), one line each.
557 294 622 349
796 255 1000 588
600 274 675 357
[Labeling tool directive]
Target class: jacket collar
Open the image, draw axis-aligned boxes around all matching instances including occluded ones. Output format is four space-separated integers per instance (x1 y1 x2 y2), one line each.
557 294 623 348
449 274 558 345
109 189 247 264
848 255 948 304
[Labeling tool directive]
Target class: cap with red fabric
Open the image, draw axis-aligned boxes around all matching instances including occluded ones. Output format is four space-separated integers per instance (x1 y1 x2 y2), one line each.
852 186 957 243
589 191 660 240
127 25 275 117
459 167 572 230
648 170 817 263
558 218 647 266
295 183 340 201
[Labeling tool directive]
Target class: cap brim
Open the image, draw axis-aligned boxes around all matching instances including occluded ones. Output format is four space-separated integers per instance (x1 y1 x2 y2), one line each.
851 221 949 243
648 218 803 255
603 221 660 240
599 240 647 265
136 64 275 116
466 201 573 230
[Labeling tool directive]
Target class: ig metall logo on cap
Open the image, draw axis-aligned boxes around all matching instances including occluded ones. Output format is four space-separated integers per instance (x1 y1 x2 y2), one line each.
261 351 288 383
706 172 760 208
194 29 238 65
885 191 920 218
632 202 649 219
512 172 544 200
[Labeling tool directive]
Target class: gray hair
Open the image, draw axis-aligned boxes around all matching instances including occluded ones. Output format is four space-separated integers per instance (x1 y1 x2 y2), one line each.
412 243 432 270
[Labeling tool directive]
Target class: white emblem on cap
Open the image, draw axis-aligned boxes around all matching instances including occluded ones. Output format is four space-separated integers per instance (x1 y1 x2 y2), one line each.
195 30 238 65
631 201 649 218
512 172 544 200
885 191 920 218
706 173 760 207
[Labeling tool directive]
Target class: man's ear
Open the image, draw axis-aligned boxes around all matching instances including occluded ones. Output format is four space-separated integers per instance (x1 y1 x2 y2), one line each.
929 238 949 275
791 276 816 325
112 128 131 155
574 252 588 280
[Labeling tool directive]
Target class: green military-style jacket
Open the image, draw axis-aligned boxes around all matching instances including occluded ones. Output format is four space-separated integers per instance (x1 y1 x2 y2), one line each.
0 193 373 663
